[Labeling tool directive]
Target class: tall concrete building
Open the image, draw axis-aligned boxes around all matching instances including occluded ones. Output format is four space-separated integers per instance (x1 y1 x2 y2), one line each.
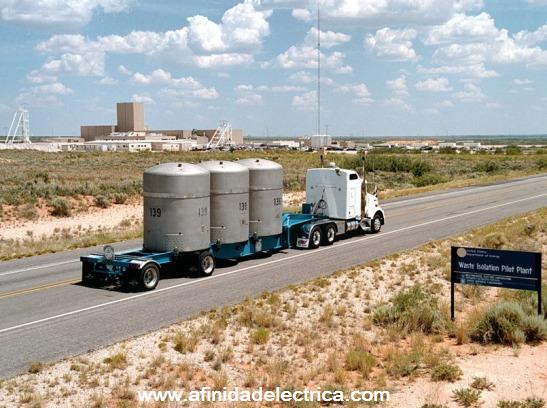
116 102 145 132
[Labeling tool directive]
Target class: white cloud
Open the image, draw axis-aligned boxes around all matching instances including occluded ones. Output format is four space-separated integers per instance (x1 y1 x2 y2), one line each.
235 93 263 105
292 90 316 111
365 28 418 61
453 82 486 102
384 74 412 111
384 97 413 112
304 27 351 49
193 53 254 68
439 100 454 107
277 45 352 73
273 0 484 24
34 1 271 72
425 13 498 45
512 78 533 86
416 77 452 92
26 70 57 84
430 14 547 68
386 74 409 96
292 8 311 21
98 76 118 85
335 83 374 105
288 71 335 86
34 82 73 95
0 0 130 25
416 63 499 78
132 94 155 105
133 69 219 101
118 65 132 75
513 24 547 46
186 3 270 54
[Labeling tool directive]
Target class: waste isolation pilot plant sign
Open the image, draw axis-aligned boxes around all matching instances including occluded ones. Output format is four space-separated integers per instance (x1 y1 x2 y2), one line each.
450 246 542 319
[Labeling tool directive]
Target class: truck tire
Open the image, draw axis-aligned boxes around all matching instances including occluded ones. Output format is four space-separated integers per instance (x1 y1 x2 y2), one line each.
139 263 160 291
81 263 99 287
309 227 322 249
322 225 336 246
198 251 215 277
371 214 382 234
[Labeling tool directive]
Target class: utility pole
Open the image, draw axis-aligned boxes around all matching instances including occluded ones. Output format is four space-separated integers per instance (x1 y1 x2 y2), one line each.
317 3 321 137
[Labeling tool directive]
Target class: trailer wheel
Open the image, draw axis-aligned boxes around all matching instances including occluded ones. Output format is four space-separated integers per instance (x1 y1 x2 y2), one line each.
309 227 322 249
81 263 99 287
198 251 215 277
322 225 336 246
371 214 382 234
139 263 160 291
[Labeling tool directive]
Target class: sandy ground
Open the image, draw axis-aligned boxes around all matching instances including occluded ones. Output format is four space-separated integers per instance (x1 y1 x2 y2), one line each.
0 204 143 241
389 343 547 407
0 192 308 242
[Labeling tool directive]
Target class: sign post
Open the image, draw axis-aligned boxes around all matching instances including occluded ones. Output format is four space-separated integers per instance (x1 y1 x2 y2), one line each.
450 246 542 321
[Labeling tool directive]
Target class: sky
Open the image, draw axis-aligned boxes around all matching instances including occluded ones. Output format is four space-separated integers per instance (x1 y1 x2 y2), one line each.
0 0 546 138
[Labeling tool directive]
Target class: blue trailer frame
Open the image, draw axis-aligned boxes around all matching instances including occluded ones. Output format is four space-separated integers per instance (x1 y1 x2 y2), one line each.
80 211 328 288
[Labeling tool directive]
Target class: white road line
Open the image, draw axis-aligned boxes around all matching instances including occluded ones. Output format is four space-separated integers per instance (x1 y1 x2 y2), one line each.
0 248 142 277
0 192 545 336
382 174 547 208
2 175 544 278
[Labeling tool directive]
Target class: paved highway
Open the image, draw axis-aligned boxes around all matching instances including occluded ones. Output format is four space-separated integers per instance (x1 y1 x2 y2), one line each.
0 174 546 378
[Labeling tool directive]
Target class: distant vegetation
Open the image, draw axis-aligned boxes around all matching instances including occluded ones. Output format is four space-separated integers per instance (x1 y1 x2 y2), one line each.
0 148 545 221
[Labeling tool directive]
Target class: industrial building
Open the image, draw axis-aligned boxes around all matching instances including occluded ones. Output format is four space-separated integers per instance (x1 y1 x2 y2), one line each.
81 102 244 146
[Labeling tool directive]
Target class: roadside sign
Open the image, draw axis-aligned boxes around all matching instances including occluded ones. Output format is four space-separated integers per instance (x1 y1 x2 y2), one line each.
450 246 542 320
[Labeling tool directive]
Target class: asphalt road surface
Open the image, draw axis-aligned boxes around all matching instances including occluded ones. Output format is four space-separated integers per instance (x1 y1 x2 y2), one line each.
0 174 546 379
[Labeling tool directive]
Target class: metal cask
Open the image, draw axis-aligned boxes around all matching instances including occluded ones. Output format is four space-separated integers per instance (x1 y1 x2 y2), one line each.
143 163 210 252
198 161 249 244
237 158 283 237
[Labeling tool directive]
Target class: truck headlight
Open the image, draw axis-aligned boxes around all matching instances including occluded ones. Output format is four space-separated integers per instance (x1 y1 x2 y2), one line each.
104 245 115 261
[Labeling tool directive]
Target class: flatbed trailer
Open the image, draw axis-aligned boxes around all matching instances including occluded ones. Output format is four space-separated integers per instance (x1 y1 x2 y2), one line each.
80 209 383 291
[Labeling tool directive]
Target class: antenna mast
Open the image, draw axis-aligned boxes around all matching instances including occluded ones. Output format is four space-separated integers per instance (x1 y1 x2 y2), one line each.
317 3 321 137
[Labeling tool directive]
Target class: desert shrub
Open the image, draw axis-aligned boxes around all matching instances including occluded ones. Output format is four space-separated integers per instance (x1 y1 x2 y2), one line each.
94 195 110 209
469 302 547 345
431 362 462 382
173 331 198 353
505 145 522 155
50 197 71 217
498 398 545 408
471 377 494 391
103 352 127 370
413 173 445 187
453 388 481 407
112 193 128 204
19 203 38 220
537 157 547 170
345 350 375 378
28 362 44 374
250 327 269 344
412 161 433 177
473 160 500 173
479 232 508 249
373 285 450 334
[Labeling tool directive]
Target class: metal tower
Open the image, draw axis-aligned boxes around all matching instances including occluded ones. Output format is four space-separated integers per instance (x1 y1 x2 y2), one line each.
6 106 31 144
206 120 233 149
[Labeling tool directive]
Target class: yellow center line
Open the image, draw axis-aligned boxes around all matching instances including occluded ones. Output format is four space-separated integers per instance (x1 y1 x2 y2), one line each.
0 279 80 300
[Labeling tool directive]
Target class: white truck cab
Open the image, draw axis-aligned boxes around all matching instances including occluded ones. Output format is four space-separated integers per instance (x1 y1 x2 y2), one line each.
305 166 385 235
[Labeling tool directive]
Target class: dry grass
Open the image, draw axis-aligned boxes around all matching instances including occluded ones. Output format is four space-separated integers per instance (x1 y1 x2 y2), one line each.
0 208 544 407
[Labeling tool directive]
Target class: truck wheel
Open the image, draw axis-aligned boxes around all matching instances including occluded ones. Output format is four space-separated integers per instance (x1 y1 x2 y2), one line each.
198 251 215 277
139 263 160 291
81 263 99 287
322 225 336 246
309 227 322 249
371 214 382 234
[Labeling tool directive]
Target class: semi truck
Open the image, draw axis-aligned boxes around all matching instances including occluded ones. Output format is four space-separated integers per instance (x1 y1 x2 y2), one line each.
81 159 385 291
